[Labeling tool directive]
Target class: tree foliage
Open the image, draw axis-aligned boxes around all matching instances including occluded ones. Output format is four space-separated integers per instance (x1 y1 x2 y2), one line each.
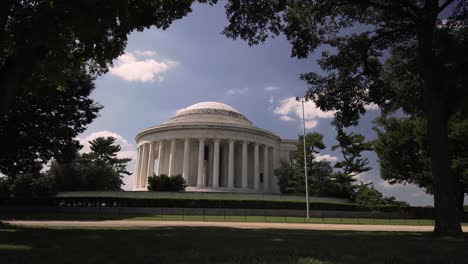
222 0 468 235
276 132 352 197
332 130 373 177
0 66 101 177
0 0 215 115
374 115 468 211
352 183 408 209
47 136 131 191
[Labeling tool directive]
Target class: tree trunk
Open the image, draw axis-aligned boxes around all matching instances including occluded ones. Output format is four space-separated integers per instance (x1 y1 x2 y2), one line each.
425 87 462 236
417 3 462 235
456 185 465 222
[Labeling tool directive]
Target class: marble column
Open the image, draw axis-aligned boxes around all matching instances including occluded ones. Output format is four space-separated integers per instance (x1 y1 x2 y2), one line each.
227 139 235 189
146 142 155 187
197 138 205 187
254 143 260 190
271 147 277 186
212 139 220 188
135 146 143 189
263 145 269 192
182 139 190 181
168 139 176 176
157 141 165 175
241 141 248 189
140 143 149 186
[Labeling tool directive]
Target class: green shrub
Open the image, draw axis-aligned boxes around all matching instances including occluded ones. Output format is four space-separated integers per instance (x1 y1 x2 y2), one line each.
147 174 187 192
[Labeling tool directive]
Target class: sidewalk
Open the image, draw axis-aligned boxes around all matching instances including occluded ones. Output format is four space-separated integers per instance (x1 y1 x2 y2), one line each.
7 220 466 232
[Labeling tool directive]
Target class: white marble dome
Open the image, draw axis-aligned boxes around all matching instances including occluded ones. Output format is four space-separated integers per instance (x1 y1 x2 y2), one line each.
134 101 297 193
164 101 254 127
179 101 240 114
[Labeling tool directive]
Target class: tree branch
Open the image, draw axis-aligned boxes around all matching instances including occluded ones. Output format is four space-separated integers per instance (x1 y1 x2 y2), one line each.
439 0 457 12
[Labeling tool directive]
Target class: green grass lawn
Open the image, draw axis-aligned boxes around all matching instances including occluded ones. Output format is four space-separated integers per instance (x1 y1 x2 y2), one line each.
1 224 467 264
1 212 441 225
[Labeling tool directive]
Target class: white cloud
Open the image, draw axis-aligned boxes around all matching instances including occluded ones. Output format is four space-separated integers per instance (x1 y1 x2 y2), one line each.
273 97 334 127
364 103 379 111
304 120 318 129
134 50 157 57
268 96 275 104
226 88 249 96
77 131 136 190
378 181 402 189
279 115 295 122
353 171 373 184
264 86 280 92
109 50 176 83
314 154 339 163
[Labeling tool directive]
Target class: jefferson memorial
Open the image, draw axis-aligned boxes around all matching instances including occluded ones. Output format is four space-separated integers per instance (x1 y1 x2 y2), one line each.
133 102 296 193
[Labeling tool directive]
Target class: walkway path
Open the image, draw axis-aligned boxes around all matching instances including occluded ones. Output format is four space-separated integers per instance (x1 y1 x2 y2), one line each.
6 220 467 232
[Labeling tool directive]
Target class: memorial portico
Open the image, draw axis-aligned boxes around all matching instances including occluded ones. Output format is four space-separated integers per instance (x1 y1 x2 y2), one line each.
133 102 296 193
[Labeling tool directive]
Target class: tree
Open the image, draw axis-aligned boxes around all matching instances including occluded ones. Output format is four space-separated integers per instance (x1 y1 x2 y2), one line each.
294 132 326 178
0 0 214 116
352 183 408 209
374 115 468 215
81 136 131 190
84 137 131 177
276 132 326 194
331 130 373 187
0 66 101 178
276 160 298 194
276 132 351 197
48 136 131 191
332 130 373 177
223 0 467 235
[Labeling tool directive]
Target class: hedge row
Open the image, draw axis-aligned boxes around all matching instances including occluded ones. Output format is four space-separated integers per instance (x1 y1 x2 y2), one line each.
0 196 413 213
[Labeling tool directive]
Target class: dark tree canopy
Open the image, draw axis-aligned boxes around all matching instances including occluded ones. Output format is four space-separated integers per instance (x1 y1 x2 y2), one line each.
0 66 101 177
0 0 214 115
83 136 132 177
332 130 373 177
222 0 468 235
374 115 468 212
49 136 131 191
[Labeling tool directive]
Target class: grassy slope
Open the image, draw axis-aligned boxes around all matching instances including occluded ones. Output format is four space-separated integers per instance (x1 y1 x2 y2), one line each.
1 225 467 264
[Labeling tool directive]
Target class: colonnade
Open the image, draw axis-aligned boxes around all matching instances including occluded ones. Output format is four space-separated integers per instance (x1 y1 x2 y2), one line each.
134 138 276 192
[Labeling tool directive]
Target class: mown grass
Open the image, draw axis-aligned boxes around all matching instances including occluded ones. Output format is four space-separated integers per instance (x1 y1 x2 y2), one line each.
1 224 467 264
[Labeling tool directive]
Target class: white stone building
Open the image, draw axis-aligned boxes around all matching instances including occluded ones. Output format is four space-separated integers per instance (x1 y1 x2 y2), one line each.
133 102 297 193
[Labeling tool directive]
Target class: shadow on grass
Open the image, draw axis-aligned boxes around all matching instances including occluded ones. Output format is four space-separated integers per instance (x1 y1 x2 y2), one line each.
1 225 467 264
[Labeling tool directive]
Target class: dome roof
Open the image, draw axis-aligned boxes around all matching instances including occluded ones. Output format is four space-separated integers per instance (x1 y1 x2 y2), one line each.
164 101 254 127
177 101 240 115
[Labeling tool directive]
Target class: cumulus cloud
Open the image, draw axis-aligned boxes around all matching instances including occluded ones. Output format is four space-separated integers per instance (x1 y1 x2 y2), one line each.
226 88 249 96
279 115 295 122
264 86 280 92
314 154 339 163
305 120 318 129
353 171 374 184
78 131 136 190
273 97 334 128
109 50 176 83
378 181 402 189
364 103 379 111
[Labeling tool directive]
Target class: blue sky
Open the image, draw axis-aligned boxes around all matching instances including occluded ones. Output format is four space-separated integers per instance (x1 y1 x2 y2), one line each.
79 3 434 205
